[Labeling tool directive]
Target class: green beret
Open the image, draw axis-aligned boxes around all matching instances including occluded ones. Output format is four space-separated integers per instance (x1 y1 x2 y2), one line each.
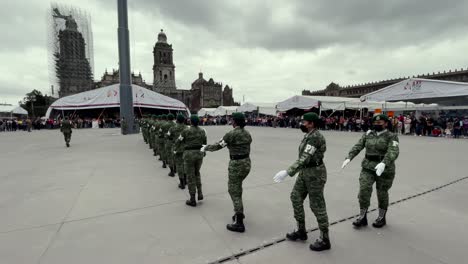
167 113 175 120
372 114 389 122
302 112 319 122
190 114 199 123
232 112 245 120
176 114 186 122
161 114 167 119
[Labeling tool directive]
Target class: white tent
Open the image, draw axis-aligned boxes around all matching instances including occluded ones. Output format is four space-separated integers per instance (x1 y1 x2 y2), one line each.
237 102 277 116
197 108 217 116
213 106 238 116
361 78 468 105
0 105 28 116
45 84 190 118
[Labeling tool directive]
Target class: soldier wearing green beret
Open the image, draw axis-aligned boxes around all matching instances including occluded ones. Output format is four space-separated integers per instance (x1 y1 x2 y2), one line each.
176 114 207 206
141 116 149 144
273 112 331 251
163 113 176 176
203 112 252 233
158 114 168 168
169 114 188 188
342 114 400 228
149 115 157 152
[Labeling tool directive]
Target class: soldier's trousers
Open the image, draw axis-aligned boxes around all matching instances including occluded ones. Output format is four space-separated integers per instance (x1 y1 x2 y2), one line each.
358 168 395 210
183 150 204 195
143 129 148 142
165 142 173 165
290 165 329 233
63 132 71 143
174 153 185 179
228 158 251 214
157 140 165 160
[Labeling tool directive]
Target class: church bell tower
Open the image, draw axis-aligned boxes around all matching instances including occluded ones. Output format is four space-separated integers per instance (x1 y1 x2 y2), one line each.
152 29 176 91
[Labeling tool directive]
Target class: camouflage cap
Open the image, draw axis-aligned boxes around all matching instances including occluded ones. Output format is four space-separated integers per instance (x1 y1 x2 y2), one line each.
176 113 186 122
190 114 200 123
302 112 319 122
372 114 389 122
167 113 175 120
232 112 245 120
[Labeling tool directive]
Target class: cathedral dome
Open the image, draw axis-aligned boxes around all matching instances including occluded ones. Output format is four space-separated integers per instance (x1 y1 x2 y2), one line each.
157 29 167 44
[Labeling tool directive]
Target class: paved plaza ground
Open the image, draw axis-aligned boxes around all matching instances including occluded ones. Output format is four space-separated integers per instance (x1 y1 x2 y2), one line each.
1 126 467 264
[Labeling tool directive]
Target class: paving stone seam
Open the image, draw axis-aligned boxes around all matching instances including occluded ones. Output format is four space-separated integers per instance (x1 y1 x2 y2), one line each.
206 176 468 264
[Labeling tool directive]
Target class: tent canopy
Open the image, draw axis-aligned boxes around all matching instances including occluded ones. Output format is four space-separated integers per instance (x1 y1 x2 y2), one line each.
45 84 189 118
0 105 28 115
276 95 434 112
197 108 217 116
214 106 238 116
237 102 277 116
361 78 468 105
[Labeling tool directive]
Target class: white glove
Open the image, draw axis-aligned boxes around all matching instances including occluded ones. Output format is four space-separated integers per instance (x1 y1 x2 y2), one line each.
273 170 289 183
200 144 207 152
341 159 351 169
173 151 177 154
375 162 386 176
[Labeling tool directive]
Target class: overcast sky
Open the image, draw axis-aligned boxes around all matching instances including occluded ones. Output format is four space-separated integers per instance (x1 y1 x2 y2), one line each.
2 0 468 105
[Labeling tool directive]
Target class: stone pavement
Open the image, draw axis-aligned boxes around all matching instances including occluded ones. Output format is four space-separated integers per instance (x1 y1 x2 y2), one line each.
0 127 467 264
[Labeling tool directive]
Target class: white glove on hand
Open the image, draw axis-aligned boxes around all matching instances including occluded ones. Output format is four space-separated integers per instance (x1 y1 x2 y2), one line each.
273 170 289 183
341 159 351 169
375 162 386 176
200 145 207 152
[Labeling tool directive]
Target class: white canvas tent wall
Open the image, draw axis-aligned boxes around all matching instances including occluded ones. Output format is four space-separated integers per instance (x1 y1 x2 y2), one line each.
238 102 277 116
45 84 190 118
213 106 238 116
0 105 28 118
361 78 468 106
197 108 217 116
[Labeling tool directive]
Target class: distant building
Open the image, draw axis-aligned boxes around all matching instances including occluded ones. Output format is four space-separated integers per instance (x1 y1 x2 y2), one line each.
303 68 468 98
94 69 149 88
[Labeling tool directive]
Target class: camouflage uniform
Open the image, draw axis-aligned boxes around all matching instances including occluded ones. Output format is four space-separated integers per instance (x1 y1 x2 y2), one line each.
169 122 188 182
163 119 176 168
177 125 207 199
157 120 167 163
288 129 329 237
347 130 399 211
205 127 252 214
60 119 72 147
141 118 148 143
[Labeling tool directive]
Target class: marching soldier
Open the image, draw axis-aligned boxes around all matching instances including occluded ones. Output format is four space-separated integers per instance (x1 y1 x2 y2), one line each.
164 114 176 176
158 115 168 168
202 112 252 233
169 114 188 188
273 112 331 251
342 114 399 228
141 116 149 144
176 115 207 207
60 116 73 148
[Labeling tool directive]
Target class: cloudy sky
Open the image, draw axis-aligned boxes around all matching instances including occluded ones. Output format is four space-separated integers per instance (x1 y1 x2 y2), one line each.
2 0 468 105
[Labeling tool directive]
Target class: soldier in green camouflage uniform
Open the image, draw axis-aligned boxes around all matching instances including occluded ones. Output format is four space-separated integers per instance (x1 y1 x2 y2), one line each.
158 115 168 168
273 112 331 251
60 116 73 148
141 116 149 144
176 114 207 207
203 112 252 233
169 114 188 188
342 114 399 228
153 116 162 160
164 114 176 176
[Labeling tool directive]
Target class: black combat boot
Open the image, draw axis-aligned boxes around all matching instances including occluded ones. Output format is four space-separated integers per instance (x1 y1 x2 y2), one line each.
372 209 387 228
153 150 157 156
162 161 167 168
168 167 175 177
226 213 245 233
186 194 196 207
309 231 331 251
286 229 308 241
353 208 368 228
197 188 204 201
178 178 185 189
66 142 70 147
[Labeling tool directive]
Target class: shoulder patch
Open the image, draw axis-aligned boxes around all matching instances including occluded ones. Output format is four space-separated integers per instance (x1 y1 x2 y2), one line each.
304 144 316 154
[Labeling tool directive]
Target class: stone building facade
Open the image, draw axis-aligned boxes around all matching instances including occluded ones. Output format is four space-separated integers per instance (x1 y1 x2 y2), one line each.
303 68 468 98
94 69 149 88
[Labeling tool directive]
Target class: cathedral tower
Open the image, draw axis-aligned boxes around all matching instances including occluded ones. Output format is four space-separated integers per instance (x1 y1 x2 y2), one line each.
153 29 176 91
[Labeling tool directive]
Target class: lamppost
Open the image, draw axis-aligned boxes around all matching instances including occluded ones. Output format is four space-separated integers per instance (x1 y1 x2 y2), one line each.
29 94 37 118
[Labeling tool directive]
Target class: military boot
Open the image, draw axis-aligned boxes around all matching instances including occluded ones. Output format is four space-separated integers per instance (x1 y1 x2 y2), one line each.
186 194 196 207
352 208 368 227
168 167 175 177
372 209 387 228
66 142 70 147
309 231 331 251
178 178 185 189
197 188 204 201
162 161 167 168
286 229 308 241
226 213 245 233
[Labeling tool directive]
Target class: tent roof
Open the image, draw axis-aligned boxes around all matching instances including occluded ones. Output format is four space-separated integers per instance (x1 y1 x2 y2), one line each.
0 105 28 115
237 102 277 116
361 78 468 105
213 106 238 116
197 108 217 116
46 84 189 118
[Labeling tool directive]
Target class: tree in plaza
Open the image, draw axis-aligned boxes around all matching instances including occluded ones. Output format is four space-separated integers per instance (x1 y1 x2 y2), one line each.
20 90 56 118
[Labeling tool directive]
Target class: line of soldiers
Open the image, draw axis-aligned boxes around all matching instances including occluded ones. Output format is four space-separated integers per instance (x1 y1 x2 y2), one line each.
140 112 399 253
